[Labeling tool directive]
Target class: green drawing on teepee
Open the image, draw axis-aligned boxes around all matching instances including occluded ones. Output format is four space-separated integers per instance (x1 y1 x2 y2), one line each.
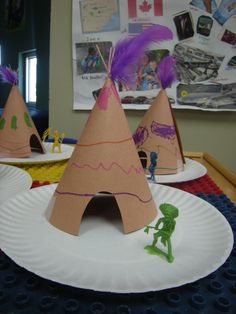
24 112 32 127
11 116 17 130
0 118 6 130
144 203 179 263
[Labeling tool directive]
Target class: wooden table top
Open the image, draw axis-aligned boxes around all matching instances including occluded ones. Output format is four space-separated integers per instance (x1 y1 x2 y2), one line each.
184 151 236 204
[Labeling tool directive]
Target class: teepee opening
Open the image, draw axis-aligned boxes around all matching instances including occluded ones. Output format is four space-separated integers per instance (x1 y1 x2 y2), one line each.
138 151 147 169
29 134 45 153
81 192 123 233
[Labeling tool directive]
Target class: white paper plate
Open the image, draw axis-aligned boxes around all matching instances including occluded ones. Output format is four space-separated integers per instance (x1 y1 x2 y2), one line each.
0 142 74 164
151 158 207 184
0 184 233 293
0 164 32 204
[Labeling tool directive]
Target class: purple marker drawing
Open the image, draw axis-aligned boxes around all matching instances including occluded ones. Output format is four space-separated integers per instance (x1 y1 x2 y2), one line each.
151 121 176 139
133 126 149 147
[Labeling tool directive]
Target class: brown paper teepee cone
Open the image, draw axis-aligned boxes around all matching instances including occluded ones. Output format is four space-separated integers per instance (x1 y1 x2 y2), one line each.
0 66 45 157
49 77 156 235
48 25 174 236
133 56 185 175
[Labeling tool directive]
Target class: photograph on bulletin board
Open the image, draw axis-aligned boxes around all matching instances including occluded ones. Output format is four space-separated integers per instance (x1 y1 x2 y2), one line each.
72 0 236 111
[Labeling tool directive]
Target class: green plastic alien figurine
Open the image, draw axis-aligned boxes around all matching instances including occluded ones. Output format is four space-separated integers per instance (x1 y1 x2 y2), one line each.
144 203 179 263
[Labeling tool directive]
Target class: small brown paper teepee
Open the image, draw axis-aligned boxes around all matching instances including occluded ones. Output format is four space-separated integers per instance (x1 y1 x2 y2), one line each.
134 89 185 175
48 77 157 235
133 56 185 175
0 67 45 158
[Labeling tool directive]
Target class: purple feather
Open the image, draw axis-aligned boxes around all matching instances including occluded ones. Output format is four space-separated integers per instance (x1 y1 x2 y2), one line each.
110 24 173 87
157 56 177 89
0 65 18 85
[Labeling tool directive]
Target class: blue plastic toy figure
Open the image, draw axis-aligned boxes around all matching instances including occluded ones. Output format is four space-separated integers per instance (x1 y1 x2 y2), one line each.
148 151 158 182
144 203 179 263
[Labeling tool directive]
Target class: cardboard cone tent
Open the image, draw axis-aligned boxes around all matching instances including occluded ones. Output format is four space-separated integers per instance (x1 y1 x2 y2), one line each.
49 77 157 235
0 66 45 158
133 56 185 175
48 25 173 236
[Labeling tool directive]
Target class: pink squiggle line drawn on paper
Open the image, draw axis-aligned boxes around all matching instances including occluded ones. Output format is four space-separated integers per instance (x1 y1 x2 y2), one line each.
55 189 153 204
71 162 144 175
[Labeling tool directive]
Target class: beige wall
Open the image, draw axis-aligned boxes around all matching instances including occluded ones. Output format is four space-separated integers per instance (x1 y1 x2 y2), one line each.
50 0 236 173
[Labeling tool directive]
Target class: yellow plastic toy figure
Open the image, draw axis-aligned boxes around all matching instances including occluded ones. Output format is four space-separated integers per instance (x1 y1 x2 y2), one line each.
42 127 51 142
51 130 65 153
42 127 65 153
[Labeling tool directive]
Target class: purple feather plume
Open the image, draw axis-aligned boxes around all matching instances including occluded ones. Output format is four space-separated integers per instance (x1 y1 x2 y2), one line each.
0 65 18 85
110 24 173 87
157 56 177 89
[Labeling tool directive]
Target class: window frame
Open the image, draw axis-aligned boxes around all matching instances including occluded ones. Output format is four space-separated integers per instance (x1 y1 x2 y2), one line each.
19 49 37 106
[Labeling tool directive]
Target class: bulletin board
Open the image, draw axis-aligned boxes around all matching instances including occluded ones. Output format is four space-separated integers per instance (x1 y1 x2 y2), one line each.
72 0 236 111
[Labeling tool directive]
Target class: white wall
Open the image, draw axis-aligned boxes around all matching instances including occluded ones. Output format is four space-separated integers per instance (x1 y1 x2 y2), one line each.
50 0 236 172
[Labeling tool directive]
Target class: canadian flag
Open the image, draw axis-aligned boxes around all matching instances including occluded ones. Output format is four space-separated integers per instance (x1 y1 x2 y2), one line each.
128 0 163 19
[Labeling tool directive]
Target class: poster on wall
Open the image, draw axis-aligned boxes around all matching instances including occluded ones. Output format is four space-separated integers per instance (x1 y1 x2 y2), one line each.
72 0 236 111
